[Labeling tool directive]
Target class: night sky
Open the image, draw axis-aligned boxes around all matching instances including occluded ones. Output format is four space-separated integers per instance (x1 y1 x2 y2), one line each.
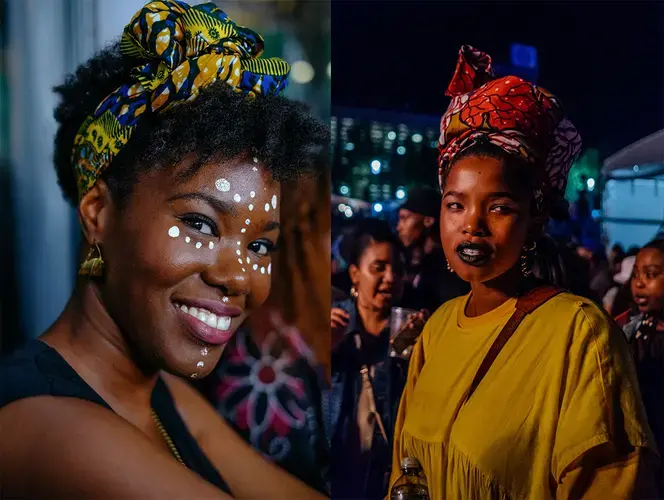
332 1 664 160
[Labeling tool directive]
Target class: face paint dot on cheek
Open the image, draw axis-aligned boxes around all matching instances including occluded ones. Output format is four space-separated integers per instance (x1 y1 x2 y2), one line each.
233 193 241 202
185 236 191 243
260 266 265 274
246 257 250 264
271 195 277 209
242 268 246 272
241 228 246 233
250 191 256 198
222 296 229 303
196 242 202 249
201 347 209 356
264 203 270 212
248 204 254 211
245 219 251 225
215 178 230 192
236 250 241 256
209 242 214 249
238 258 243 264
168 226 180 238
252 167 258 172
253 264 258 271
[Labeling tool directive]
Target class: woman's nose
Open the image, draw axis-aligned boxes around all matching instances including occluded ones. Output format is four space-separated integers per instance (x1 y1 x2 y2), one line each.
462 208 487 237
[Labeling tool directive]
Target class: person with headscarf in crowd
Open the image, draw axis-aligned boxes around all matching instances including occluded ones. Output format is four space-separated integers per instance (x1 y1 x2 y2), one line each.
328 218 426 499
398 185 469 313
615 240 664 494
390 46 658 499
197 174 331 495
0 2 327 498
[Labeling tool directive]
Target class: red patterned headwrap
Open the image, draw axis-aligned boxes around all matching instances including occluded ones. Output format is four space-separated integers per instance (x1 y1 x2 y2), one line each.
438 46 582 205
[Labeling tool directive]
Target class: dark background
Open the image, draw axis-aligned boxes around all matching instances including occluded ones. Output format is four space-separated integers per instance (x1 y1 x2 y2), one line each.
332 0 664 158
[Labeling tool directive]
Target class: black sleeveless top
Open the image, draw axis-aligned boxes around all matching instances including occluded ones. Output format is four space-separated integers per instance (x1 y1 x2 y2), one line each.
0 340 231 495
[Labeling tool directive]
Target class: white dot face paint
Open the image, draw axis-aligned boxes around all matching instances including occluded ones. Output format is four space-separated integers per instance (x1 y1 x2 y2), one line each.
238 258 243 264
237 241 241 246
245 219 251 225
253 157 258 164
241 228 246 233
242 268 246 272
209 242 214 249
197 361 205 369
260 266 265 274
271 195 278 209
252 167 258 172
233 193 241 202
248 204 254 211
267 263 272 275
185 237 191 243
253 264 258 271
250 191 256 198
246 257 250 264
201 347 209 356
222 297 229 303
168 226 180 238
215 178 230 192
264 203 270 212
236 250 241 256
196 242 202 249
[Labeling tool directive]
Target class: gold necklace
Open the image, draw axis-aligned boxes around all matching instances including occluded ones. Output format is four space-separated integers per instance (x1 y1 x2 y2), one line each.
151 408 186 466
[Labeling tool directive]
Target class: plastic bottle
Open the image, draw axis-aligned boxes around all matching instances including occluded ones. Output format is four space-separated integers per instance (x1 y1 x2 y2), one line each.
390 457 429 500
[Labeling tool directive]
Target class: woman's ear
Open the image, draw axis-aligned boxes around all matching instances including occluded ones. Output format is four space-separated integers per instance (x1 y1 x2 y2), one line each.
348 263 360 287
78 180 114 245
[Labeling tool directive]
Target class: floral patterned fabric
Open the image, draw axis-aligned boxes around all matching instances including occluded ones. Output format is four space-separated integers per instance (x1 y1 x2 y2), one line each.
438 45 582 202
72 0 290 199
200 325 329 495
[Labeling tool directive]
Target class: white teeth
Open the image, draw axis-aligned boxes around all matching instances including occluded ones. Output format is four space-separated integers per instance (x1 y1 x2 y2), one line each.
176 302 232 332
462 249 482 256
216 316 231 330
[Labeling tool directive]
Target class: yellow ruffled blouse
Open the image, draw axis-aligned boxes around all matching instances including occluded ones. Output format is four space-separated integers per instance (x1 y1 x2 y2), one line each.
390 293 658 499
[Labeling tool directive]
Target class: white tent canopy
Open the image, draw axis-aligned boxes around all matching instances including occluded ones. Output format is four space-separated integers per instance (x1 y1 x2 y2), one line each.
603 128 664 175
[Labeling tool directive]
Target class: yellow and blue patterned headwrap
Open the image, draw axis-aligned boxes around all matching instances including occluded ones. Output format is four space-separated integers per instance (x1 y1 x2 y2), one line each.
71 0 290 200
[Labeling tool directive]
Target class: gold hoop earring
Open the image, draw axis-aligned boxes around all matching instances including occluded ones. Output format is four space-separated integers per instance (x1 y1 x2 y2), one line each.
79 242 105 277
521 241 537 278
350 285 359 299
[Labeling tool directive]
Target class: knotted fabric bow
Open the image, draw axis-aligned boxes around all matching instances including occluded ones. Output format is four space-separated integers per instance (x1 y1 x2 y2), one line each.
72 0 290 200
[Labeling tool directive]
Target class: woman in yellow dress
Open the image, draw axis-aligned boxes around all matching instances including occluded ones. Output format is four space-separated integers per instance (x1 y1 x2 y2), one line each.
390 45 659 499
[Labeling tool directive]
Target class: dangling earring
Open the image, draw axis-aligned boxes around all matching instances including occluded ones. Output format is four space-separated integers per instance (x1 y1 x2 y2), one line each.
521 241 537 278
79 242 105 277
446 258 454 273
350 285 359 299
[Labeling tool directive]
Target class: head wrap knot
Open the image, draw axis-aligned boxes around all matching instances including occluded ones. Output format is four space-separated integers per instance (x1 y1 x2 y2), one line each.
438 45 582 202
72 0 290 199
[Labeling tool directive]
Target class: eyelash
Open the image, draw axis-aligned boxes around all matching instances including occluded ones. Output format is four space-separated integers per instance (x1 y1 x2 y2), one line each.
179 214 219 237
445 203 513 213
249 239 278 257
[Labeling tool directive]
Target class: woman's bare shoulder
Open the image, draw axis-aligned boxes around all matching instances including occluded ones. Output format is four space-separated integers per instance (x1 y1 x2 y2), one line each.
0 395 229 499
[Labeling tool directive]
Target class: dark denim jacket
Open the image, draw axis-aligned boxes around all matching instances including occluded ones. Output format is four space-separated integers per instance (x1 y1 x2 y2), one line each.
325 298 409 499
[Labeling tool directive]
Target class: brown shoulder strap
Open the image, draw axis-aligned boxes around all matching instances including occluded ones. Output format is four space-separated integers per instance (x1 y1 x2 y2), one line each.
465 285 562 403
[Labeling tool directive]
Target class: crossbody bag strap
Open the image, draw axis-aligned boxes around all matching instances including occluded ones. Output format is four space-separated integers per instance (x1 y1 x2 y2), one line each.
464 285 563 403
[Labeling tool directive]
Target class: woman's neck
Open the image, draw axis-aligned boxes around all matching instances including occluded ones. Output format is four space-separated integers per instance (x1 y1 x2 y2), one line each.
467 267 522 317
356 299 389 336
41 282 157 411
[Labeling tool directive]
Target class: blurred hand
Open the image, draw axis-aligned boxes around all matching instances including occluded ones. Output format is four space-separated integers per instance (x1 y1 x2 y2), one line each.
331 307 350 349
405 309 429 335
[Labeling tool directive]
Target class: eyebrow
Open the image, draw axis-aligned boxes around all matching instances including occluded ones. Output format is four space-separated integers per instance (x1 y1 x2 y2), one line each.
442 190 518 201
168 192 237 216
262 221 281 233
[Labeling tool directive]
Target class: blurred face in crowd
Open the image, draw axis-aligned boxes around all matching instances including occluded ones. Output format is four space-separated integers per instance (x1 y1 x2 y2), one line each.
349 239 404 313
397 208 434 248
440 155 539 285
631 247 664 314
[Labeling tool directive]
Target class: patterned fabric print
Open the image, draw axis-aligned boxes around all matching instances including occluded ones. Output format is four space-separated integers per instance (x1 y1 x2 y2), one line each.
212 327 329 493
72 0 290 199
438 45 582 200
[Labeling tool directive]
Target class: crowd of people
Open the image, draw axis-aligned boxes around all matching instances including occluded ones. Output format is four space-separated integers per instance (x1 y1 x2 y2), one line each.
329 45 664 499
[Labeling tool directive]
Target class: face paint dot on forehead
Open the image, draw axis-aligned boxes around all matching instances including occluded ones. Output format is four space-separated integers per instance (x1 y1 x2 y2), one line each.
209 242 214 249
248 204 254 211
168 226 180 238
238 258 243 264
185 236 191 243
233 193 241 202
241 228 246 233
237 241 241 245
253 264 258 271
246 257 250 264
271 195 278 209
242 267 246 272
236 250 241 256
260 266 265 274
215 178 231 192
196 242 202 249
264 203 270 212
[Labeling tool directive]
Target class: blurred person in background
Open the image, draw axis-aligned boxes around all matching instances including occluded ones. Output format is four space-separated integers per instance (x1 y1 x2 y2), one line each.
604 254 636 316
197 173 331 495
397 185 469 312
616 240 664 495
0 2 328 498
576 243 613 301
391 46 658 499
328 218 426 499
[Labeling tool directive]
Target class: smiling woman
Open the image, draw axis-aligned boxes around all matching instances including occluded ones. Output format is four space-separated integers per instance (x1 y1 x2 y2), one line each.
0 1 327 499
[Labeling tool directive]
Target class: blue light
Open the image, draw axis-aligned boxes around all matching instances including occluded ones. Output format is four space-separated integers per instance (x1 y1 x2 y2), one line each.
586 178 595 191
370 160 382 174
344 206 353 218
339 184 349 195
345 142 355 151
397 146 406 155
373 202 383 213
411 133 423 143
591 209 601 219
396 187 406 200
387 131 396 140
337 203 346 212
633 164 640 172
